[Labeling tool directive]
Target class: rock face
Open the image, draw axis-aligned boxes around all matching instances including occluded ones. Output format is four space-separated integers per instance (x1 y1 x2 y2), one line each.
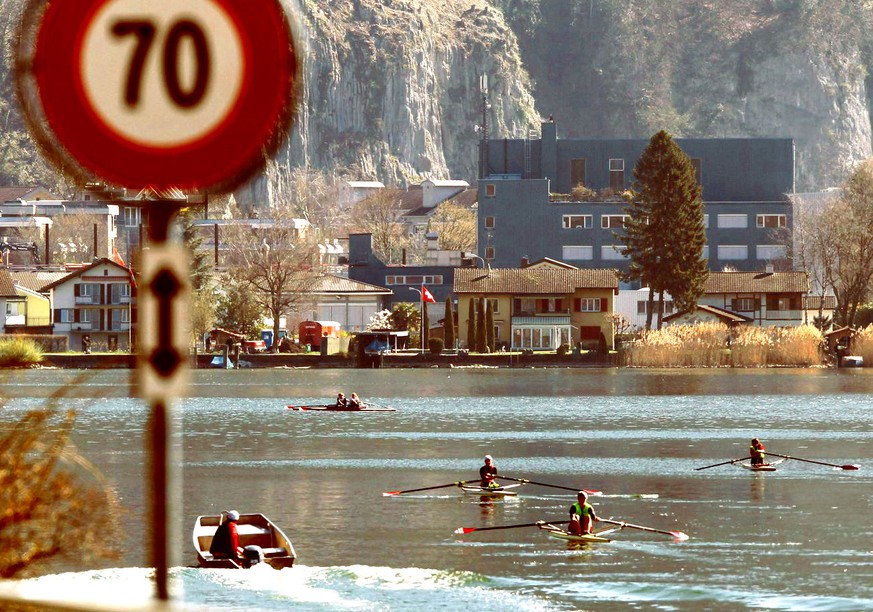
1 0 871 202
497 0 873 192
238 0 541 206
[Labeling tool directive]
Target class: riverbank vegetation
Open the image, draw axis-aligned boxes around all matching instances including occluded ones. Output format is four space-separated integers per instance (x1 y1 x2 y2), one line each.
0 337 43 368
624 322 823 367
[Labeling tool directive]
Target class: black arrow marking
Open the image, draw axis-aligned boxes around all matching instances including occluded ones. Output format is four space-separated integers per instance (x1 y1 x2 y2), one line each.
148 268 182 378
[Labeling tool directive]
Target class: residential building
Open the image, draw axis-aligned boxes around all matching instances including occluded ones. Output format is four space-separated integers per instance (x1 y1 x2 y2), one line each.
347 233 460 329
339 181 385 208
664 271 809 328
43 258 137 351
0 268 52 335
400 180 475 235
478 121 794 272
453 260 619 351
290 274 392 333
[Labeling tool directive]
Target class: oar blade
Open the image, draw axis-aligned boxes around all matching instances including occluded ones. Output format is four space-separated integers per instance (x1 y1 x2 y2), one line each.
454 527 476 535
382 491 401 496
842 464 861 471
671 531 690 541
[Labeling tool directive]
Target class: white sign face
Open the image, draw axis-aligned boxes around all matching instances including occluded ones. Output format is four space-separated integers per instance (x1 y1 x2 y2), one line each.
79 0 244 148
137 246 191 401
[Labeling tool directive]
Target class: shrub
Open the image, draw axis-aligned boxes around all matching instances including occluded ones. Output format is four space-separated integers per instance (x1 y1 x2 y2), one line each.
428 338 444 355
571 184 597 201
0 337 43 367
852 325 873 365
557 343 570 356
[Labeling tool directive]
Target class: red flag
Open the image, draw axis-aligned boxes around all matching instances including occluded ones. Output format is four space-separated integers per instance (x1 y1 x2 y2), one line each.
422 285 436 303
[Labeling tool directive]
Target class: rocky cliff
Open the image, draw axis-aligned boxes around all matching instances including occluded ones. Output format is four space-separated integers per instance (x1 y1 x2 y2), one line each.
1 0 871 204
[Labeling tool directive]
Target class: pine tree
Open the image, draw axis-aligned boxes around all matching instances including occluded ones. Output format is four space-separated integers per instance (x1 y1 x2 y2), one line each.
622 130 708 328
444 296 456 350
466 298 476 350
485 299 495 352
476 297 487 352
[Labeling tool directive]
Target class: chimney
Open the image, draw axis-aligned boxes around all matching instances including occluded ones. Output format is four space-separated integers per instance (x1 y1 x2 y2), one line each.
521 257 529 268
425 231 439 251
765 263 774 274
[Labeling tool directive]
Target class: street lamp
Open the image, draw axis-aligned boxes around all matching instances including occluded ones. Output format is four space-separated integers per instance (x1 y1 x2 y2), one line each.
466 253 491 272
408 287 424 354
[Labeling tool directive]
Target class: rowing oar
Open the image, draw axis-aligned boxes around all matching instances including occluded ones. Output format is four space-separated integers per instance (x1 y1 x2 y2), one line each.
694 456 752 471
766 452 860 471
454 519 568 535
600 518 689 540
498 476 602 496
383 479 479 496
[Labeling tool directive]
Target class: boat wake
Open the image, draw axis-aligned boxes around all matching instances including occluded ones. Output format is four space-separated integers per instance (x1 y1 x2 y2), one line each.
5 565 557 611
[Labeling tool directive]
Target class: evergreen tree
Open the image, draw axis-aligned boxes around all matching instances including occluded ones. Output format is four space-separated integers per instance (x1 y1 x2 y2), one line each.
444 296 456 350
177 208 212 292
476 297 487 352
466 298 476 350
622 130 707 328
485 299 495 352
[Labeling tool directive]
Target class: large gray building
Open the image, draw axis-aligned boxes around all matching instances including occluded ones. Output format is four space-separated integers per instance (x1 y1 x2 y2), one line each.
478 122 794 273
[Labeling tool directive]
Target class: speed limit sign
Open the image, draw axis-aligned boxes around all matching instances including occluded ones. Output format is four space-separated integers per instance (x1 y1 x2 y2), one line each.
16 0 298 191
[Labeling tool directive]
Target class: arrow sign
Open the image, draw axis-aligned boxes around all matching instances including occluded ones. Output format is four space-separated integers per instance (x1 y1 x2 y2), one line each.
137 247 191 400
148 269 183 378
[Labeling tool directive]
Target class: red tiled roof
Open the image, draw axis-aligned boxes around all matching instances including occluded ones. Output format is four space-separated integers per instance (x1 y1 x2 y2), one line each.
0 269 18 298
704 271 808 294
454 267 618 294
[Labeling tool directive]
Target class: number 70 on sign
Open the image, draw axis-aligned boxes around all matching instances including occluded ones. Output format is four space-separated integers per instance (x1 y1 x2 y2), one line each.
17 0 298 190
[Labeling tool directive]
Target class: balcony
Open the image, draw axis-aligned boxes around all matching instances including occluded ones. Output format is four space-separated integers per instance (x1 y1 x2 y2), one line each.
75 295 98 305
766 309 803 321
73 322 93 331
512 309 571 317
109 323 132 331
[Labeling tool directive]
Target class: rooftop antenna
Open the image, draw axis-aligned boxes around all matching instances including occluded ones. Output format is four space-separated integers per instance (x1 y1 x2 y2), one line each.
478 74 491 179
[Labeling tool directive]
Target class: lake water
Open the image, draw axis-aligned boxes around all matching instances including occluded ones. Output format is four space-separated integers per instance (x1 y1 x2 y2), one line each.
2 368 873 611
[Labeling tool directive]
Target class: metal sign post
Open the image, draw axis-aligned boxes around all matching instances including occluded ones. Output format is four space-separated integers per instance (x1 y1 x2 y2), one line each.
15 0 298 602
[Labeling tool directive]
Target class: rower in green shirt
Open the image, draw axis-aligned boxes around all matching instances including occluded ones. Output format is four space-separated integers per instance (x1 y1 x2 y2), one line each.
568 490 599 535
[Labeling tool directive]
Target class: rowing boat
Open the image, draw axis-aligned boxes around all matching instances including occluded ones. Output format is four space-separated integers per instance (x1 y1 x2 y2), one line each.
737 458 786 472
192 513 296 569
460 483 522 497
286 404 396 412
538 524 611 543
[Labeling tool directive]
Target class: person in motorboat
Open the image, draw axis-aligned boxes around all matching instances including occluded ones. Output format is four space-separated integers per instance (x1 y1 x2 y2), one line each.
750 438 766 466
209 510 243 562
335 392 348 409
568 491 599 535
479 455 500 490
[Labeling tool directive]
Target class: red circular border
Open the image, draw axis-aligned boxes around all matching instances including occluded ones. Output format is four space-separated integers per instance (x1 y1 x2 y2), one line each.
31 0 296 190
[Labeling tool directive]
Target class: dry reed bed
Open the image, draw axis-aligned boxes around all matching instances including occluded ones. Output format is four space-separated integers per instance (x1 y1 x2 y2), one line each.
624 323 823 367
851 325 873 365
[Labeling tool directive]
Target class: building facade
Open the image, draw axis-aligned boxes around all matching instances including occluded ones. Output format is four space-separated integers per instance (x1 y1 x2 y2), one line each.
478 122 794 272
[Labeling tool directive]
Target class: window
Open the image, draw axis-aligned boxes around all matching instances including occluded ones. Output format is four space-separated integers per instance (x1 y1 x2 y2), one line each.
570 159 587 187
563 215 592 229
79 284 94 297
484 216 495 229
79 310 93 323
601 215 629 229
717 245 748 260
757 245 786 260
5 301 24 319
487 299 499 314
485 184 496 197
691 158 702 185
703 214 709 229
385 275 444 286
609 159 624 190
702 245 709 260
59 309 74 323
601 245 629 260
717 214 748 229
637 301 675 314
485 246 494 260
577 298 601 312
122 207 141 226
563 245 593 261
756 214 787 228
733 297 756 312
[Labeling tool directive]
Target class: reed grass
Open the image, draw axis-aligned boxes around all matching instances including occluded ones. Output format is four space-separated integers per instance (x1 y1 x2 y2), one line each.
624 323 823 367
0 337 44 367
851 325 873 365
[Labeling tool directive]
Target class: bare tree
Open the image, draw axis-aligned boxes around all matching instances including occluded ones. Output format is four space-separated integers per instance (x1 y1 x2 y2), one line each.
350 189 410 263
428 201 477 253
0 401 122 578
791 195 834 325
224 208 321 350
